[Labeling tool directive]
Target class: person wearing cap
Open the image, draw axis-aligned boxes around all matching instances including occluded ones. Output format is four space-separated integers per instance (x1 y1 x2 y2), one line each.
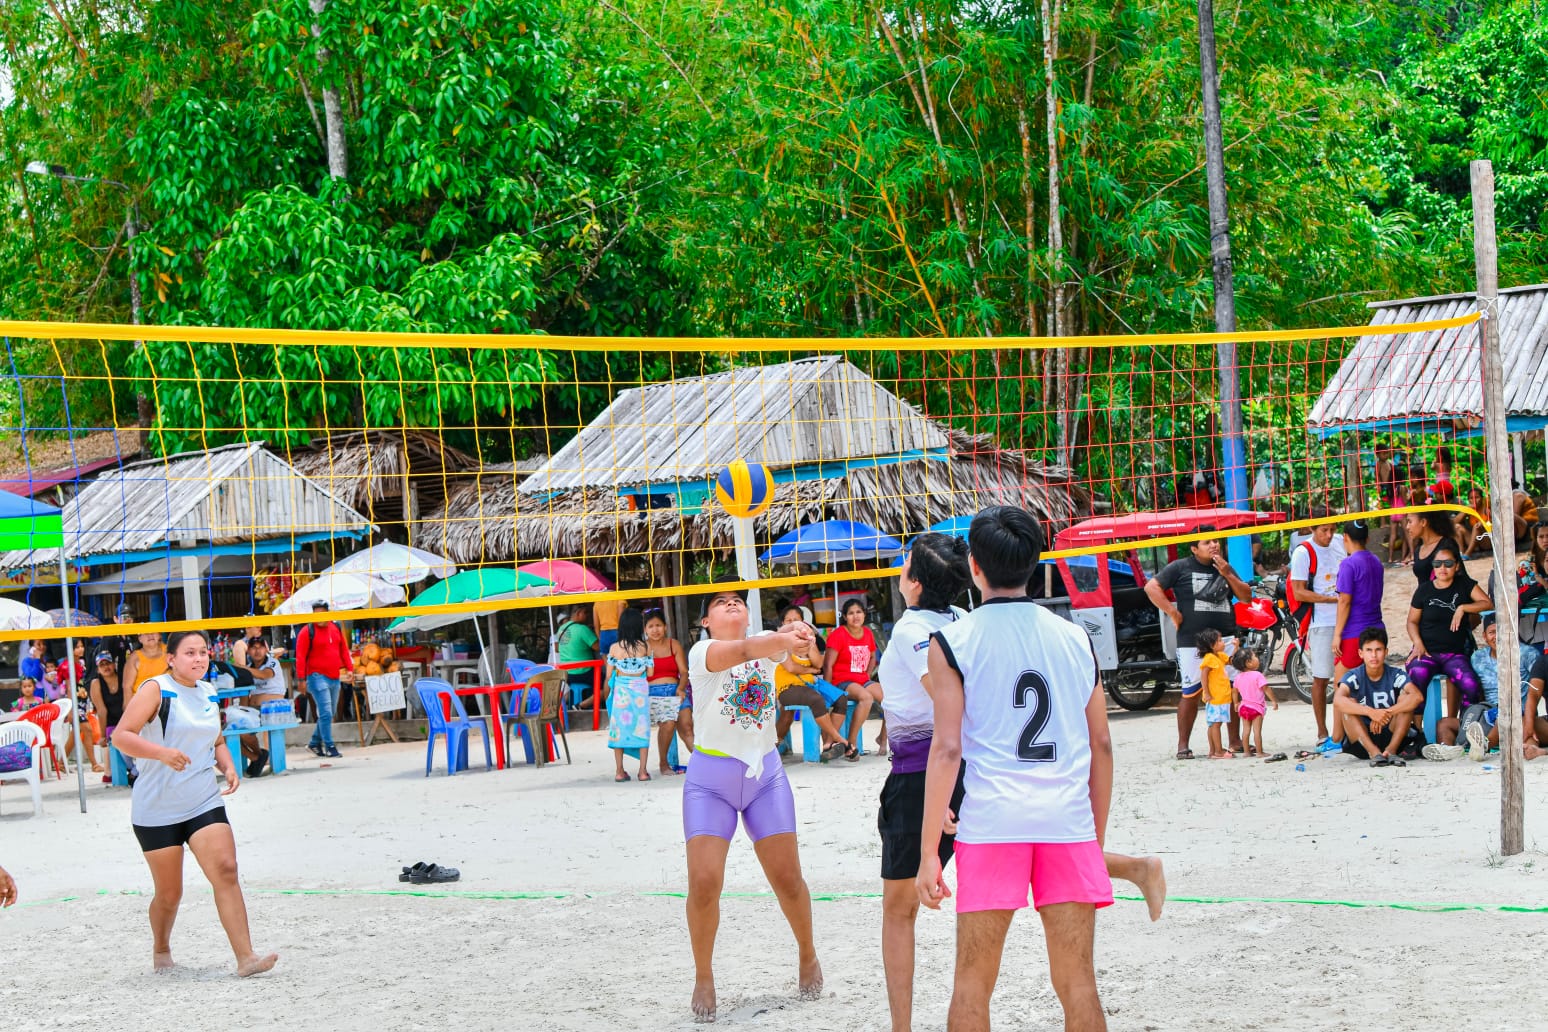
87 649 124 780
295 601 352 758
1426 614 1542 761
97 602 139 673
682 586 823 1022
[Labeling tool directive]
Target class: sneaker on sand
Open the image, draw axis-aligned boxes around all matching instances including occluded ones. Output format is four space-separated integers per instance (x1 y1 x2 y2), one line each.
1319 737 1344 755
1422 743 1464 762
1465 721 1490 761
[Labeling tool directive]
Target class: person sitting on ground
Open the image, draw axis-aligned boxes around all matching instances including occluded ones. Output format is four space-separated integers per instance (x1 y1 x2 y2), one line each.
1457 486 1492 557
643 611 688 776
555 604 600 706
1334 627 1426 766
1427 614 1542 761
237 637 287 778
10 677 43 712
773 606 849 762
1526 651 1548 761
1405 542 1491 716
822 599 883 761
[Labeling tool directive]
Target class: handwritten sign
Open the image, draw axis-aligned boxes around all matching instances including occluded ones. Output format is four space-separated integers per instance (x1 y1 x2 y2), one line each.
365 671 406 715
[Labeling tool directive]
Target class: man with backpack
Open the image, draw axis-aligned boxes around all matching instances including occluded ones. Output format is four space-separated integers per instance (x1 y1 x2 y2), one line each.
1288 506 1345 752
295 601 353 758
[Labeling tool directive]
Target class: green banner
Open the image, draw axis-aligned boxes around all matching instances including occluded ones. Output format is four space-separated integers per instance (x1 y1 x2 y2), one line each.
0 513 63 551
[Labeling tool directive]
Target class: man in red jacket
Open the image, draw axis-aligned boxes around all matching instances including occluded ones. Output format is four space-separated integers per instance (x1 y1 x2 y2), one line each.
296 600 352 758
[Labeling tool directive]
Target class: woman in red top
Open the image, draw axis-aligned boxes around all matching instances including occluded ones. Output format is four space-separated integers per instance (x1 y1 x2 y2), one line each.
822 599 882 761
644 611 688 776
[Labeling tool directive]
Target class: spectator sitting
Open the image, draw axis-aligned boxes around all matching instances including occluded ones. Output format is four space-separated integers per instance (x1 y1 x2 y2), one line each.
238 636 287 778
555 604 599 706
772 606 849 762
1428 446 1457 505
1515 483 1540 545
822 599 883 762
1526 651 1548 761
87 651 124 782
56 640 87 697
1427 615 1542 761
1457 486 1492 557
9 677 43 712
1333 628 1426 766
1405 543 1491 715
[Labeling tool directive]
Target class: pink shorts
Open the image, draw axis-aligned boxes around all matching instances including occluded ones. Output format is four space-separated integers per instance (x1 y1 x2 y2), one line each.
1238 704 1265 721
953 840 1113 913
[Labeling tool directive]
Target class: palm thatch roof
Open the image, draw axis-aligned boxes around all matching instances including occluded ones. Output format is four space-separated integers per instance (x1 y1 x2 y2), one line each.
287 430 480 529
413 431 1089 565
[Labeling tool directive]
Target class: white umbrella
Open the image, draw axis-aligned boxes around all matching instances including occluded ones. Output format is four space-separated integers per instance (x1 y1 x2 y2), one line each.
0 597 54 632
273 572 406 617
319 542 456 586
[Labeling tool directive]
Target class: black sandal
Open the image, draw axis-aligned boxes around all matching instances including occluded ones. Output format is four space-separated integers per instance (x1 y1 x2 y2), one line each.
1264 752 1288 763
1370 754 1393 768
821 742 847 762
408 863 460 884
1175 749 1196 760
399 861 431 882
845 745 860 762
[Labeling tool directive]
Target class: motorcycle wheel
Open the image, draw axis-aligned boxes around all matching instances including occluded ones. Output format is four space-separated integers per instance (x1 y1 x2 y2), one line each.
1286 645 1314 704
1106 670 1169 711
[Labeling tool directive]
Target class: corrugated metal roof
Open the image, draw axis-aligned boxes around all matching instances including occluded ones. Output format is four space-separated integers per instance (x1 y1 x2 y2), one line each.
1306 285 1548 434
519 357 950 494
0 442 376 567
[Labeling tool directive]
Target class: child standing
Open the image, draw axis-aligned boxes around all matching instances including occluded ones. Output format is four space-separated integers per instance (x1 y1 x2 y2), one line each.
1196 629 1233 759
1230 650 1277 758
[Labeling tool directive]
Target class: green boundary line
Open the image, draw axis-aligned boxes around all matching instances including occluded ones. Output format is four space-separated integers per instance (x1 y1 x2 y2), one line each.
5 887 1538 915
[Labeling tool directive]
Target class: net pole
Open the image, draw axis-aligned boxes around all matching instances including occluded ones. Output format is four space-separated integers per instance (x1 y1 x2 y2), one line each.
1471 159 1524 855
58 553 87 813
1197 0 1253 575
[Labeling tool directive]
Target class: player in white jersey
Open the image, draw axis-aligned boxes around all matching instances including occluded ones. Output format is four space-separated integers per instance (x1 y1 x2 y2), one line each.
917 506 1161 1032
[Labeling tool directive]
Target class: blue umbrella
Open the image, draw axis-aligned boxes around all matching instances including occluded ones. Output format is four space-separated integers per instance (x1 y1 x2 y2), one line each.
761 520 905 565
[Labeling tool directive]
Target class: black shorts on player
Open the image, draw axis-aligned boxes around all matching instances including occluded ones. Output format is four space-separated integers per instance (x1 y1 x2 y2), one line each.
878 762 966 880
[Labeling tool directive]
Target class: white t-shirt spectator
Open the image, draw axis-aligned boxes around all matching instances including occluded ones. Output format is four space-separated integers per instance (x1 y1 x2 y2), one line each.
689 636 781 779
248 656 287 698
1289 537 1346 628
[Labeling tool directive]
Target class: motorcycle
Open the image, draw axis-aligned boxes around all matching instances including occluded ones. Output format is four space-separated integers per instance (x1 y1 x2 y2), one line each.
1232 574 1317 702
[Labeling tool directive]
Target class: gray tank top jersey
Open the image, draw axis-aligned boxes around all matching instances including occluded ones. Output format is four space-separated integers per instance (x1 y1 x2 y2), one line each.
131 673 224 827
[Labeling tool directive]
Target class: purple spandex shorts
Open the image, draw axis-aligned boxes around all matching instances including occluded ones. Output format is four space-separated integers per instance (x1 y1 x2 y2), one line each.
1406 653 1483 708
681 749 797 843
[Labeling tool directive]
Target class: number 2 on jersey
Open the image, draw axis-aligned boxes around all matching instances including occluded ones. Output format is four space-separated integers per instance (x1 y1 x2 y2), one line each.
1013 670 1057 762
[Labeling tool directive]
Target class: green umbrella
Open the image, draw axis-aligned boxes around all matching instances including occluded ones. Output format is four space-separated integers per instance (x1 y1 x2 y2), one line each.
387 568 554 633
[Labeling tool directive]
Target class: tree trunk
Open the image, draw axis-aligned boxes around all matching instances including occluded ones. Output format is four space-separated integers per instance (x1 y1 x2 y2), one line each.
1017 102 1038 339
1042 0 1075 464
310 0 348 180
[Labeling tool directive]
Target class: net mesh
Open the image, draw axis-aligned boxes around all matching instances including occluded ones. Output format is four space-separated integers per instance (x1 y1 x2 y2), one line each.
0 312 1492 643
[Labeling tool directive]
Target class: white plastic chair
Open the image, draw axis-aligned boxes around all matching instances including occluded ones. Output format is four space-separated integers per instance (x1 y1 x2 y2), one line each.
0 721 44 817
47 703 74 776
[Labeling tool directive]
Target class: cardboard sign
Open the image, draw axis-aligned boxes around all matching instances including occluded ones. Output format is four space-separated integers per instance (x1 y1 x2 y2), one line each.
365 671 406 714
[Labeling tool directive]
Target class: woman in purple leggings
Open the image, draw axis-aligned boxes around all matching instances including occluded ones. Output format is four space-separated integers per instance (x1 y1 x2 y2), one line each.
683 588 823 1023
1405 543 1491 713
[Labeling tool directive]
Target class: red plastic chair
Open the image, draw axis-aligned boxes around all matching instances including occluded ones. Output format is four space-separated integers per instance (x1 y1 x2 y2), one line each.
18 703 65 778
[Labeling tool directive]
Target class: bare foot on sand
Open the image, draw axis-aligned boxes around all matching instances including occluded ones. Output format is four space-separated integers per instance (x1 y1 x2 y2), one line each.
236 952 279 977
1135 856 1167 921
691 978 717 1023
798 955 824 1000
152 951 175 973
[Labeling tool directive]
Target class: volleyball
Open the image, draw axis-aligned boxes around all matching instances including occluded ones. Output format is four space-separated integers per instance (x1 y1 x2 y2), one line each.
714 460 775 518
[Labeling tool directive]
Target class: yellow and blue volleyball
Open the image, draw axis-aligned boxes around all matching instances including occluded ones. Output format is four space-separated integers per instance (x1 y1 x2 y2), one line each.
714 460 775 518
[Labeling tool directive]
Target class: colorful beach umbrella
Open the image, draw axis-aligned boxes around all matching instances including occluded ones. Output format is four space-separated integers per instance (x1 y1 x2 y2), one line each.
273 571 406 617
387 568 555 633
760 520 905 565
514 560 614 594
45 607 100 628
0 597 53 632
319 542 457 586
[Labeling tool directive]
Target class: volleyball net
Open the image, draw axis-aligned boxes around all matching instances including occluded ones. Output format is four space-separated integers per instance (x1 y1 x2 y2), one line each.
0 310 1501 643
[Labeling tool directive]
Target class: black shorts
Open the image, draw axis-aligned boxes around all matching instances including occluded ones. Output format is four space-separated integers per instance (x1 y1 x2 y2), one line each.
133 806 229 852
1341 724 1426 760
878 764 966 881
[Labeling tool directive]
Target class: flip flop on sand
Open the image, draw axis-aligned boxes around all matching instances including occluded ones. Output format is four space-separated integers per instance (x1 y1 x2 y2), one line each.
1370 754 1393 767
1264 752 1289 763
822 742 847 762
1293 750 1316 759
637 771 652 782
1175 749 1195 760
614 772 631 783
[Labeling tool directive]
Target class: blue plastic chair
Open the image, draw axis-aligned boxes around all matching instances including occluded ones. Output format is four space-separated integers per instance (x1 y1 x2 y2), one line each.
499 665 555 764
416 678 492 776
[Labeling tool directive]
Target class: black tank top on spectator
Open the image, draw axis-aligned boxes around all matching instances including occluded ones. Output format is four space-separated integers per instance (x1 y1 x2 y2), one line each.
1153 556 1236 647
90 673 124 727
1410 576 1477 655
1411 536 1462 584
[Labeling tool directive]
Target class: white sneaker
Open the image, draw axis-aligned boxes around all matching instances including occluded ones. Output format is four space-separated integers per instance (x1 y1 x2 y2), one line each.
1422 743 1463 762
1465 721 1490 761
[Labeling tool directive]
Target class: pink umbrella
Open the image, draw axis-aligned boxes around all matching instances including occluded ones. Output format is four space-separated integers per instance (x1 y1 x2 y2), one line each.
515 560 614 594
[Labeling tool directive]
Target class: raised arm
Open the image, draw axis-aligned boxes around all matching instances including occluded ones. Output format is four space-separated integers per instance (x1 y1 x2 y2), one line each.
703 626 812 674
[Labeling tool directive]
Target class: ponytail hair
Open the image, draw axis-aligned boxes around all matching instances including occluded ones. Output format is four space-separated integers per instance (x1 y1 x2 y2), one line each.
908 532 972 610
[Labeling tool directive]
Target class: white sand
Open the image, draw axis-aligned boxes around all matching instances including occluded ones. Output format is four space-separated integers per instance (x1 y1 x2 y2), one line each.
4 689 1546 1032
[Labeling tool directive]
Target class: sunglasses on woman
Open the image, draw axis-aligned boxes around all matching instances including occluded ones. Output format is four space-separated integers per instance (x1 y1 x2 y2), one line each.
1433 559 1458 569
